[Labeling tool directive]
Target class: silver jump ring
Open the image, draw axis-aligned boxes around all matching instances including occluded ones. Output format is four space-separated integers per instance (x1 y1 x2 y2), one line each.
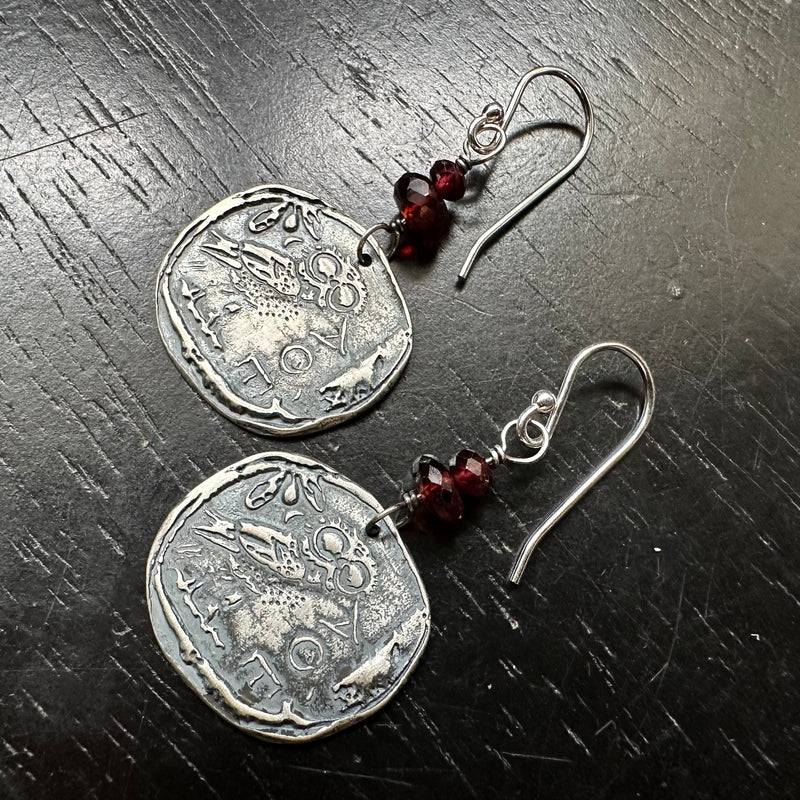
365 500 405 537
357 222 400 264
365 490 418 537
469 117 505 154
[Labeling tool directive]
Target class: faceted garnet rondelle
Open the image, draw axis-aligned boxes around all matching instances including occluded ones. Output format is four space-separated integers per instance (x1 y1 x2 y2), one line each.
394 172 450 233
413 454 464 524
450 450 492 498
430 159 466 201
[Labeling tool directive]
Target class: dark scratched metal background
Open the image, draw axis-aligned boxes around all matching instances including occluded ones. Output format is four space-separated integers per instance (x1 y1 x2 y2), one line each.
1 0 799 797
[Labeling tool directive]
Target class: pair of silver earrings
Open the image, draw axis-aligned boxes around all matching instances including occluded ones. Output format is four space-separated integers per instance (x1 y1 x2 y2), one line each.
148 67 655 743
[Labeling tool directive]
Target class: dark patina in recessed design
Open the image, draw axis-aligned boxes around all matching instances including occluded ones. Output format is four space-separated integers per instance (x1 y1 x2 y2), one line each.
156 185 412 435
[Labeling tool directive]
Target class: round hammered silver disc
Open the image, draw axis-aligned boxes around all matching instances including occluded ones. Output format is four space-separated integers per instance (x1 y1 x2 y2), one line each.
146 452 430 742
156 185 412 435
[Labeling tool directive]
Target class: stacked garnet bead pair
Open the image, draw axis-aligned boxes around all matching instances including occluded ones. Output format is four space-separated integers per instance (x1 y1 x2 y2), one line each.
412 450 492 526
393 160 467 258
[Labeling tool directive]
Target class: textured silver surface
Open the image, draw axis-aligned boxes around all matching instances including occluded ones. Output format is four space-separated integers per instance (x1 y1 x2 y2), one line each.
146 452 430 742
156 185 412 435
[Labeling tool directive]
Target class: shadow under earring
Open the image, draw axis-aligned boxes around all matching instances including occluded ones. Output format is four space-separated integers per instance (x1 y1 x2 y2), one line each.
155 67 594 436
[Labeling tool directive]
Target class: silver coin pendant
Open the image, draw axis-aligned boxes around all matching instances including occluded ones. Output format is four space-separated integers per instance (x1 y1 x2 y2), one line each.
147 452 430 742
156 186 412 435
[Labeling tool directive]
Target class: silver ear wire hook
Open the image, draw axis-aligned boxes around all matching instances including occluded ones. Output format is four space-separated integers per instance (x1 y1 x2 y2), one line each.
364 341 653 585
456 66 595 287
502 342 655 584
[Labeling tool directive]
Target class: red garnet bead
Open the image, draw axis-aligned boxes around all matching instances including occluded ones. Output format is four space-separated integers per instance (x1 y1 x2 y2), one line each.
450 450 492 498
450 450 492 497
430 159 466 201
395 215 452 261
394 172 450 233
413 454 464 524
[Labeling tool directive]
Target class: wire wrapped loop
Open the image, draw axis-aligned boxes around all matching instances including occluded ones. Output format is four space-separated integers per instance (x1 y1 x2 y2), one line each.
463 103 509 165
499 418 551 465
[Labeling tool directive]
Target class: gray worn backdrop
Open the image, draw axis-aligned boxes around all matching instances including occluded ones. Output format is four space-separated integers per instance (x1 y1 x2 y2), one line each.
1 0 799 797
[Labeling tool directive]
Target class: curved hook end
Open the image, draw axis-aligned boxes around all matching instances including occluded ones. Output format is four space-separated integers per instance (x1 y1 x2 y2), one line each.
508 342 654 584
455 66 594 288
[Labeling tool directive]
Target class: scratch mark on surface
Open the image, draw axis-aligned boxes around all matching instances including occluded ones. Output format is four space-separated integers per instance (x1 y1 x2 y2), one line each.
0 113 146 163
